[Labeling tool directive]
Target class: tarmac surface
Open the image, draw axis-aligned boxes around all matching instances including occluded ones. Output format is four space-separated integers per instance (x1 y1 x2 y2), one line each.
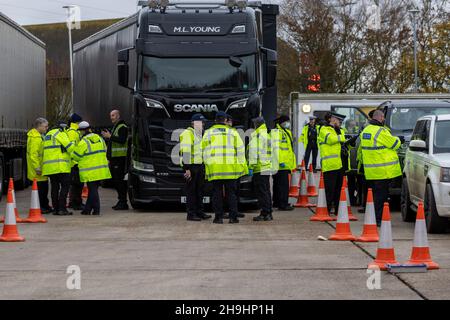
0 184 449 300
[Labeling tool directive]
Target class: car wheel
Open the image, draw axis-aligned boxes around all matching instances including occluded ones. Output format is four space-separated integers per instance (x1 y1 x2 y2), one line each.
425 183 447 234
401 180 416 222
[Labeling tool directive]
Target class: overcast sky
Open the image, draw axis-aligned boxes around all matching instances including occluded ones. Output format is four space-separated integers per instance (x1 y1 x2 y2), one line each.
0 0 281 26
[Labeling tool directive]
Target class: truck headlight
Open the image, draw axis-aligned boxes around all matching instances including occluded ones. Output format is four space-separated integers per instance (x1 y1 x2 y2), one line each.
441 168 450 182
132 160 155 173
145 98 165 109
227 98 248 111
149 25 163 33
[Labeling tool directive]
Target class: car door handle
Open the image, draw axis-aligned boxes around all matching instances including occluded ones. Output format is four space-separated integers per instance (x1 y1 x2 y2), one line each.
424 165 429 176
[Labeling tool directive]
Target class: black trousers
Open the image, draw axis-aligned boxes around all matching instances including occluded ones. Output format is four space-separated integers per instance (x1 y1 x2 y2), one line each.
253 173 272 215
37 181 50 210
110 157 127 203
48 173 71 212
358 174 368 209
85 181 100 214
69 166 83 207
369 179 391 224
304 145 318 171
323 169 344 214
185 165 205 218
212 180 238 219
273 169 290 209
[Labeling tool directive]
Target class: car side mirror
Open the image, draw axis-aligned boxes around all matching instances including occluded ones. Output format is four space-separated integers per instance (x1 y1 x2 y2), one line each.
409 140 427 152
118 47 134 90
260 47 277 89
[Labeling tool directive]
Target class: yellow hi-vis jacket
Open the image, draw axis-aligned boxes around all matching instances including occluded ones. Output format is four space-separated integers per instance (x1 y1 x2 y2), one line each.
72 133 112 183
318 125 345 172
360 123 402 180
300 124 320 149
248 123 271 174
42 128 75 176
26 128 47 182
66 122 81 167
179 127 203 168
271 124 296 171
201 124 248 181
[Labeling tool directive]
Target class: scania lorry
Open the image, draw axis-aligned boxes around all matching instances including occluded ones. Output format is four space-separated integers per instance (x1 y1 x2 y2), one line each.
0 12 46 201
73 0 279 208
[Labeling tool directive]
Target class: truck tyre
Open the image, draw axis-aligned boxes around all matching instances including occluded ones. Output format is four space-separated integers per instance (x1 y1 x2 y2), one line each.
401 180 416 222
0 155 4 201
425 183 448 234
128 186 146 210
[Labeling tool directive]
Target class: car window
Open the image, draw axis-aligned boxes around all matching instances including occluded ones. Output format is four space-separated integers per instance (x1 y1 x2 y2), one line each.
412 120 425 141
434 120 450 154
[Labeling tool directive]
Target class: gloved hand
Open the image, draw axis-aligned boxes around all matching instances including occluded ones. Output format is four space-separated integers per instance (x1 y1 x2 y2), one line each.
248 169 253 177
280 163 286 169
399 136 405 144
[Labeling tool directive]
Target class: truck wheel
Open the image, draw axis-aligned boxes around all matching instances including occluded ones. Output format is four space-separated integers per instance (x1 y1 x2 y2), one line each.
401 180 416 222
425 183 448 234
128 187 146 210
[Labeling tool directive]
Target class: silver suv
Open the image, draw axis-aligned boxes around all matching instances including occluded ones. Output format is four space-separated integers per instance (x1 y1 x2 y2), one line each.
401 114 450 233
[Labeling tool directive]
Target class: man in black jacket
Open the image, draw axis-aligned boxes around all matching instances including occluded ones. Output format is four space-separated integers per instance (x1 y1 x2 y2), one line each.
102 109 129 210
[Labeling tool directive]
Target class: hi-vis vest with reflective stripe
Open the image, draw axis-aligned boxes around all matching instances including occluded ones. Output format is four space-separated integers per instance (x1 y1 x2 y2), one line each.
271 124 296 171
318 125 345 172
201 124 248 181
72 133 111 183
301 124 320 149
66 123 81 167
42 128 74 176
111 123 128 158
360 124 402 180
248 123 271 174
179 127 203 166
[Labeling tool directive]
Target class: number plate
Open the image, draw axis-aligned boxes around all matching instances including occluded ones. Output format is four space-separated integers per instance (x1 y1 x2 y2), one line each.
181 197 210 204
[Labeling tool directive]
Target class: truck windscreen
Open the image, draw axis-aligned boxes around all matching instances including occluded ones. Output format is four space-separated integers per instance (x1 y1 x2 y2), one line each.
389 107 450 132
139 55 257 92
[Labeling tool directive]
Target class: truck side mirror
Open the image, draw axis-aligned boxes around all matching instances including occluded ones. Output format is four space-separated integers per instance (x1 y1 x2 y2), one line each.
409 140 427 152
261 47 277 88
118 48 132 89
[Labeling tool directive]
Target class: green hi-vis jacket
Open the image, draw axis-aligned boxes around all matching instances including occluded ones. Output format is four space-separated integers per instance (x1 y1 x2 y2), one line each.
318 125 345 173
201 124 248 181
360 123 402 180
247 123 271 174
42 128 75 176
271 124 296 171
72 133 112 183
179 127 203 168
26 128 47 182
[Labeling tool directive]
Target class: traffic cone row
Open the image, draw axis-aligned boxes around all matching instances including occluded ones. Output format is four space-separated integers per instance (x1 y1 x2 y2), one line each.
310 173 335 222
307 164 318 197
367 201 439 271
294 168 316 208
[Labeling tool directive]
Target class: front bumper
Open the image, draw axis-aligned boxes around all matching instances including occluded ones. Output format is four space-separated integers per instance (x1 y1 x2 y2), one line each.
432 182 450 218
128 170 256 204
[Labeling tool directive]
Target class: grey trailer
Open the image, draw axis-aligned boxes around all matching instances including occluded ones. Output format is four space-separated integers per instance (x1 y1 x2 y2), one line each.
0 12 46 199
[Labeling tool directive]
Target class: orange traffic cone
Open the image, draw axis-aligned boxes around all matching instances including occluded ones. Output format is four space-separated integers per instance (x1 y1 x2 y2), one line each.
0 188 25 242
23 179 47 223
343 176 358 221
405 202 439 270
329 188 356 241
307 164 318 197
289 169 301 198
294 169 316 208
310 173 335 222
368 203 398 270
82 184 88 199
0 179 24 223
355 189 379 242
